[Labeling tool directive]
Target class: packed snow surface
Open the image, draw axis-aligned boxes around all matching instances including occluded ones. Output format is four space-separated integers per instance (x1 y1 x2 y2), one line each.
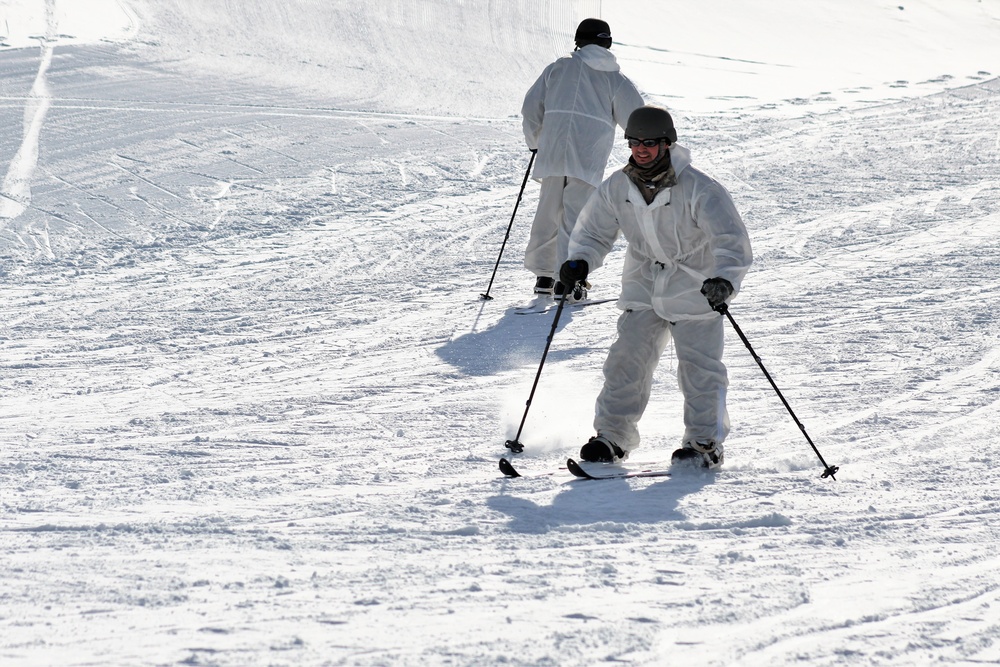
2 0 999 665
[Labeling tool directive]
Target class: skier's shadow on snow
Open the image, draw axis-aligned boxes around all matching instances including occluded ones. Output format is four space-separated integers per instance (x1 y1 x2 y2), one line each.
487 470 714 534
435 301 587 377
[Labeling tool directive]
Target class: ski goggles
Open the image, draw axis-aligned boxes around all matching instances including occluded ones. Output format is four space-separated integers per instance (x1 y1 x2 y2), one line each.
627 137 663 148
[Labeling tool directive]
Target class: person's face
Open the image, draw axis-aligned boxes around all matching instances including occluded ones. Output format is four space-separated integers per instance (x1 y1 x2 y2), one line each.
629 138 664 166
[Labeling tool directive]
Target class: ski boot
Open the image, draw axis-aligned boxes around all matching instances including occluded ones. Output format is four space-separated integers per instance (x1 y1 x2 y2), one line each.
672 440 724 470
579 435 628 463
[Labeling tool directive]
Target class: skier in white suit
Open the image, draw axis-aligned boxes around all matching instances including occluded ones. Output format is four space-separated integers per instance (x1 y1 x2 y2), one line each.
521 18 644 301
559 105 753 469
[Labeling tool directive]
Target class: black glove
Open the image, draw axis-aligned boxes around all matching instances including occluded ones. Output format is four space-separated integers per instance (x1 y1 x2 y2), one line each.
701 277 734 309
559 259 589 288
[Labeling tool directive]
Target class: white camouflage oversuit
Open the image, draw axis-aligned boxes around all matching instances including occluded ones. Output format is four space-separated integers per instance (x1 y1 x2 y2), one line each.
567 143 753 454
521 45 643 281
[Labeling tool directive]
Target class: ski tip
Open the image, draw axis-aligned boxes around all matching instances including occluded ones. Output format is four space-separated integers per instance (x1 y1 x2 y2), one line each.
499 458 521 478
565 458 596 480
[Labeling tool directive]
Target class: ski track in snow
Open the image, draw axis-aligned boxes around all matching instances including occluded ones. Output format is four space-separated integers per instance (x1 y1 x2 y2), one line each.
0 0 56 224
1 26 1000 667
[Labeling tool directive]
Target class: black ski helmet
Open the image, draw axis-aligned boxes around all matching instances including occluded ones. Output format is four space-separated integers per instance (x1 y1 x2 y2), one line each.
575 18 612 49
625 105 677 144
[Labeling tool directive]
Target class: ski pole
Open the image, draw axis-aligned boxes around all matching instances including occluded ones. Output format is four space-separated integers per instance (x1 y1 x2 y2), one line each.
715 303 840 480
480 150 536 301
504 289 570 453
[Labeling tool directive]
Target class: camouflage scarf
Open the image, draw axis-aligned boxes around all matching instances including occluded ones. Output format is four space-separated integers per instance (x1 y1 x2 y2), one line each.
622 148 676 204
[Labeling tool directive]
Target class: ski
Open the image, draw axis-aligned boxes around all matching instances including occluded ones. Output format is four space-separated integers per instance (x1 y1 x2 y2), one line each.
514 297 616 315
513 295 553 315
566 458 672 480
498 458 565 478
500 457 673 480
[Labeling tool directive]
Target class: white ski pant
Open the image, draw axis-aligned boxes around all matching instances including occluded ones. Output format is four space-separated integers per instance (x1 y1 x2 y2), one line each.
524 176 594 279
595 308 730 452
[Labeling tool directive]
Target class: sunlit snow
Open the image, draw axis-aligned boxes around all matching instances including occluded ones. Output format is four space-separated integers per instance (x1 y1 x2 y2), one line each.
2 1 999 665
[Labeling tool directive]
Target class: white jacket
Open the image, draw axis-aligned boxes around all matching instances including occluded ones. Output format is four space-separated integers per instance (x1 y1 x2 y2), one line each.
568 145 753 320
522 45 644 188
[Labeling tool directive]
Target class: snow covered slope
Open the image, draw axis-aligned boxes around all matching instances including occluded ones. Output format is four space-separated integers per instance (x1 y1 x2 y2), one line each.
1 1 999 665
